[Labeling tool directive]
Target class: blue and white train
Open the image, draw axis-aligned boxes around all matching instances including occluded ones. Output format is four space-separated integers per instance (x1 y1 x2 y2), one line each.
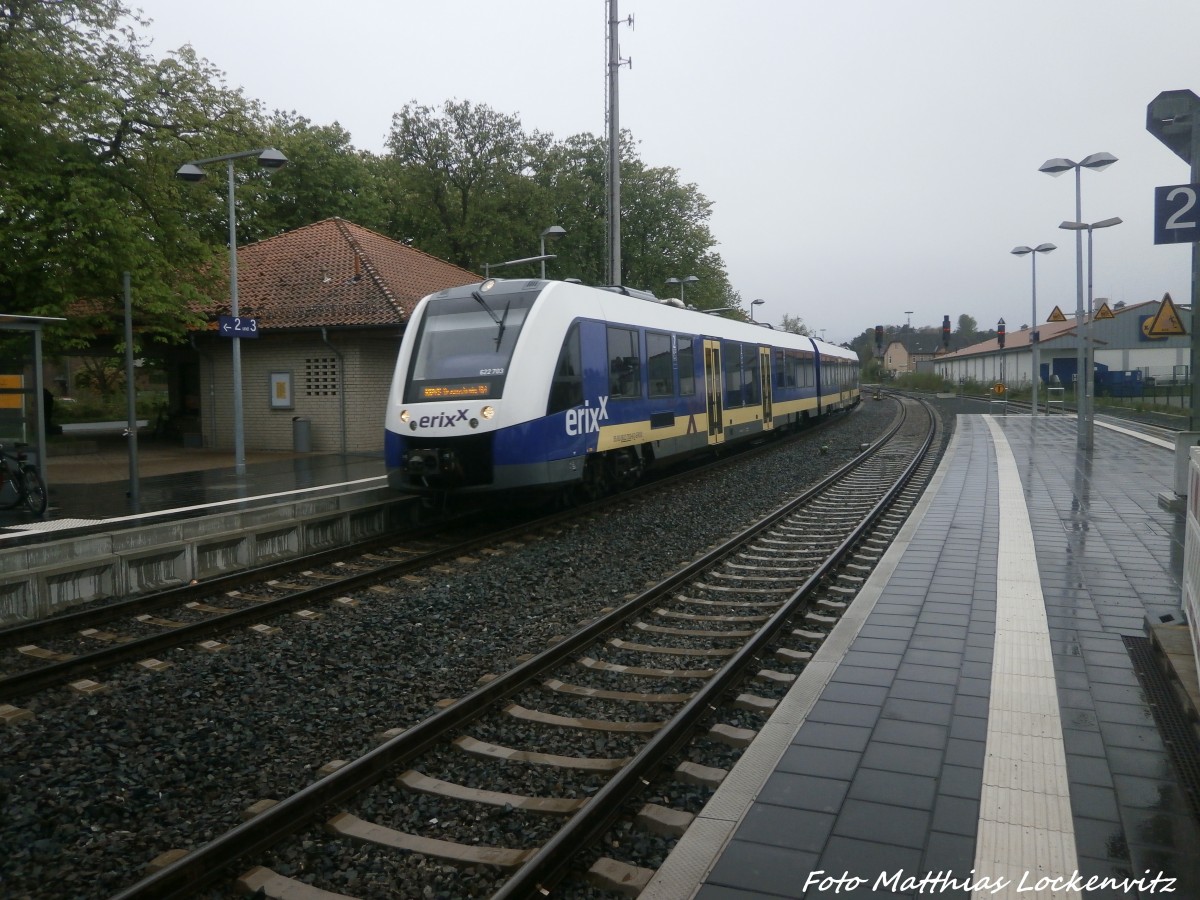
385 278 860 498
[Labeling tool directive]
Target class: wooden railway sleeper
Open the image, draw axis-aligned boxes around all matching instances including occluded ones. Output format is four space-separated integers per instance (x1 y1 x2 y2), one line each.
326 812 535 870
397 769 586 814
633 620 756 639
653 607 770 623
694 581 793 594
706 570 806 583
670 595 778 609
453 735 630 771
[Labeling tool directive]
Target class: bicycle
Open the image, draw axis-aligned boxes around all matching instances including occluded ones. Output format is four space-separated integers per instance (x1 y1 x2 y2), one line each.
0 442 48 515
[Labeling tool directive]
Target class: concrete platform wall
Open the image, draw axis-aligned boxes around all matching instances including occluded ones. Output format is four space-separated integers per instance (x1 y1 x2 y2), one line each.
0 488 417 626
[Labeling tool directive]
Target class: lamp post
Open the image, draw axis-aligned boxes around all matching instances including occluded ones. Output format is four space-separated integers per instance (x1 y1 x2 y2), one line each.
751 298 765 322
997 317 1007 387
539 225 566 279
483 254 556 278
1011 242 1056 413
176 147 288 476
665 275 698 303
1059 217 1122 450
1039 152 1117 448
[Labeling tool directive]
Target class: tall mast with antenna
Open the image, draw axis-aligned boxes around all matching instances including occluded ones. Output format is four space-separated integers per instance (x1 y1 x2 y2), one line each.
606 0 631 285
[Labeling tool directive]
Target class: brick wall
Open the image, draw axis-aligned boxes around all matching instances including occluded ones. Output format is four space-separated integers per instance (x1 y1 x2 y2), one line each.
198 330 401 454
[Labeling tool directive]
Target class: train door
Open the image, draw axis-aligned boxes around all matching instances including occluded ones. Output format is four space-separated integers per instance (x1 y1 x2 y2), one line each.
703 339 725 444
759 346 774 431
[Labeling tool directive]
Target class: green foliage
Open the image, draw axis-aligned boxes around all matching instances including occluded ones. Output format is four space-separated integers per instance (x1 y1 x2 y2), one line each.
779 314 811 335
5 10 739 403
383 99 534 269
255 112 389 235
0 0 263 355
52 390 167 423
382 103 734 304
891 371 952 392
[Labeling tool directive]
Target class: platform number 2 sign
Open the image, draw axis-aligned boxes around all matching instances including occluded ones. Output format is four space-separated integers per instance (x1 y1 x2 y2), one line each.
1154 184 1200 244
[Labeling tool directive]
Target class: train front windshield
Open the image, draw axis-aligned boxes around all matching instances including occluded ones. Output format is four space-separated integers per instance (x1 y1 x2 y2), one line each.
404 289 537 403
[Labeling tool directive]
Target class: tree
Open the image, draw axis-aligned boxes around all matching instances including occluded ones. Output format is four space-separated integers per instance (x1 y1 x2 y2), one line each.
383 99 536 271
236 112 390 238
0 0 265 356
780 314 811 335
382 106 737 304
956 314 978 340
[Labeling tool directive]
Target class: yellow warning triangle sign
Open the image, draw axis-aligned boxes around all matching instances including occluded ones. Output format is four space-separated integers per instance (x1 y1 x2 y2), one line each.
1047 306 1067 322
1145 293 1186 336
1094 302 1114 320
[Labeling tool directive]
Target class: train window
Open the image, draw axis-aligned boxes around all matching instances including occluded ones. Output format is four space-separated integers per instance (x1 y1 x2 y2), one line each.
784 350 802 388
723 341 744 407
547 323 583 415
647 331 674 397
744 345 761 405
404 289 537 402
607 326 642 398
677 335 696 396
775 349 787 389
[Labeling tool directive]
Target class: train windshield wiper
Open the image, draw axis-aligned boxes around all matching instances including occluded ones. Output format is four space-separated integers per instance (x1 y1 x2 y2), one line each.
471 289 502 327
495 301 510 349
471 289 510 349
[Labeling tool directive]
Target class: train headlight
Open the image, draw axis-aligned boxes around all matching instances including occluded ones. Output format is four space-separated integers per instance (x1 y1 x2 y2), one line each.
399 409 410 423
481 405 495 419
469 418 479 429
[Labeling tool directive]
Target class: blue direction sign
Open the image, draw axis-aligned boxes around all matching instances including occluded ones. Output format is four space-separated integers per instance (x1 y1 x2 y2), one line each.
1154 184 1200 244
217 315 260 338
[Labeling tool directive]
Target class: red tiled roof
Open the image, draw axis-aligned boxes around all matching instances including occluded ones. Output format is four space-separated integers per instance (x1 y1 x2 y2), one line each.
220 218 478 329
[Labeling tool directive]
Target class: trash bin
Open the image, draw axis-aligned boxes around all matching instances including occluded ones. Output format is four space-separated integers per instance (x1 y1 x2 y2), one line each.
292 416 311 453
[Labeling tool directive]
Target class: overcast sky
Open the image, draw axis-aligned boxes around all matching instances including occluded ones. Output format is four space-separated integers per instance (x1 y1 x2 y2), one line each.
132 0 1200 343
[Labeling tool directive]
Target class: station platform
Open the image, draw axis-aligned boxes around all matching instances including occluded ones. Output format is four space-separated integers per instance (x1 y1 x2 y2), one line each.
646 413 1200 899
0 437 386 546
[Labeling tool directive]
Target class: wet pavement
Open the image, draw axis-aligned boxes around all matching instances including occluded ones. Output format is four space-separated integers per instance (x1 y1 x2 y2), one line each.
0 435 384 538
646 413 1200 900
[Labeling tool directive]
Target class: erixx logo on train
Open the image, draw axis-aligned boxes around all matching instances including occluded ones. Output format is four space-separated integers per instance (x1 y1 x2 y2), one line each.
416 409 469 428
564 397 610 436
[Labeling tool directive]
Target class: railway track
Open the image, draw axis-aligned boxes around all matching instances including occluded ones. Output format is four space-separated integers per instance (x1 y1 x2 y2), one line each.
106 395 941 899
0 407 857 706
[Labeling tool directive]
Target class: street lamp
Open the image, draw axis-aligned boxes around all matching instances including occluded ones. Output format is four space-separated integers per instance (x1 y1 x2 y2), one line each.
176 147 288 476
1039 151 1117 449
539 225 566 279
751 298 765 322
1059 216 1122 449
1011 242 1056 413
665 275 699 303
997 317 1007 387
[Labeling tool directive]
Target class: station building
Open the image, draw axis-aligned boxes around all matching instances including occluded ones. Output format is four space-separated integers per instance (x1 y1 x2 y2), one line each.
920 296 1193 392
183 218 477 455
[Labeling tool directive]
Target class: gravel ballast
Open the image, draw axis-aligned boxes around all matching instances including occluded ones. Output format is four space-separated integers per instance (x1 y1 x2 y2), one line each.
0 399 917 899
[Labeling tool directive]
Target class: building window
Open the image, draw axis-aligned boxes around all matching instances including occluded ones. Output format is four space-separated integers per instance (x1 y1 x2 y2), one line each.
305 357 339 397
